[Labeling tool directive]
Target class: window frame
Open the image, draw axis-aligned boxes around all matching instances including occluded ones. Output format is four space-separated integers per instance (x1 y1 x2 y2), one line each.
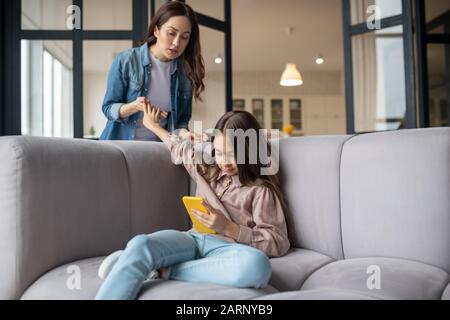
342 0 416 133
2 0 232 137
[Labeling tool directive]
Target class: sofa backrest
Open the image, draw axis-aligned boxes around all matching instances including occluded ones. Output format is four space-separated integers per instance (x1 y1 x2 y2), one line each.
278 135 353 260
103 141 190 237
0 136 189 299
1 127 448 299
340 127 450 273
278 127 450 273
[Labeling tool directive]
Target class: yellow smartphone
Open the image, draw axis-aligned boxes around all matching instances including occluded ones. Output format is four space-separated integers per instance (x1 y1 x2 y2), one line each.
182 196 217 234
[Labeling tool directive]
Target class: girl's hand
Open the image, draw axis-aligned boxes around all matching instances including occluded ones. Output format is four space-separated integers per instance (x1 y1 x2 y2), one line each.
190 132 208 143
178 129 208 143
143 102 167 130
136 97 168 117
191 200 240 239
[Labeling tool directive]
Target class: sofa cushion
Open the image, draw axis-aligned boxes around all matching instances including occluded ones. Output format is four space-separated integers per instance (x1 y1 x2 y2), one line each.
0 136 131 299
340 128 450 273
21 257 277 300
105 141 191 236
253 288 380 300
137 280 278 300
442 283 450 300
269 248 333 291
21 257 104 300
301 257 450 300
278 135 352 260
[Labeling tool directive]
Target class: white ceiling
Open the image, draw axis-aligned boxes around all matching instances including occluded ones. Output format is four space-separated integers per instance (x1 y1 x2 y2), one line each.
81 0 344 74
230 0 344 73
24 0 449 76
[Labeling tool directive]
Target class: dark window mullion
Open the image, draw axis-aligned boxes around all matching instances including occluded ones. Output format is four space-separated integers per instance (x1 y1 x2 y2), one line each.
4 0 22 135
73 0 83 138
402 0 417 129
133 0 148 47
21 30 73 40
150 0 155 19
342 0 355 134
196 13 225 32
224 0 232 112
426 10 450 32
415 0 430 128
83 31 134 40
350 15 403 36
426 34 450 44
0 0 5 135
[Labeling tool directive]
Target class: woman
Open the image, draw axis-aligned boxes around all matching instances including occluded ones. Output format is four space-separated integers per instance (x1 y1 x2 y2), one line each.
95 110 291 299
99 1 205 141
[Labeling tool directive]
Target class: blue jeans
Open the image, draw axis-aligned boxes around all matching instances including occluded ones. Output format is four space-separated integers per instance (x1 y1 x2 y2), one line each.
95 230 272 300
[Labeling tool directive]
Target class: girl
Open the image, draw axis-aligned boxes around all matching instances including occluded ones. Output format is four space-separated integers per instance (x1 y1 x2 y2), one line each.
95 108 291 300
99 1 205 141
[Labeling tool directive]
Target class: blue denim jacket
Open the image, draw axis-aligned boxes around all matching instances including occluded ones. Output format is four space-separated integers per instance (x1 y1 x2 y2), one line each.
99 42 192 140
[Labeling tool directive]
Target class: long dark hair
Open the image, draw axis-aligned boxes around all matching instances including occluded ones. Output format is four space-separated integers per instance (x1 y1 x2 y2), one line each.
207 111 289 213
140 1 205 101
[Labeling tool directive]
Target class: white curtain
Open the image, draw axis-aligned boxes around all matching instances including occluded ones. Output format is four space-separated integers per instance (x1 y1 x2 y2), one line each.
351 0 378 132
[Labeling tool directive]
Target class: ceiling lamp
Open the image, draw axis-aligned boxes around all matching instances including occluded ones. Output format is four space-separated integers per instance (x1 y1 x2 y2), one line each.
280 27 303 87
214 54 223 64
315 54 324 65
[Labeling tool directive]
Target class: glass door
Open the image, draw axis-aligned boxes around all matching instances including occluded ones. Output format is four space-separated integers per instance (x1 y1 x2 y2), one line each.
342 0 416 133
152 0 232 131
416 0 450 127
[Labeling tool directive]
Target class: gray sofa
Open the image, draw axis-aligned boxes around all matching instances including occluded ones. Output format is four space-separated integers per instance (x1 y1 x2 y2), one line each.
0 127 449 300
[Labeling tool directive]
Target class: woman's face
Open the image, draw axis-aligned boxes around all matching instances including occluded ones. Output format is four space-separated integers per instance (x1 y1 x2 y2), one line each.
213 134 238 176
154 16 192 60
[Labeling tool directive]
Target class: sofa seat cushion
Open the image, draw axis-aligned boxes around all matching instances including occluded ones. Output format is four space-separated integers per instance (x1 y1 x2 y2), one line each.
137 280 277 300
301 257 450 300
253 288 380 300
269 248 334 291
442 283 450 300
21 257 104 300
21 257 278 300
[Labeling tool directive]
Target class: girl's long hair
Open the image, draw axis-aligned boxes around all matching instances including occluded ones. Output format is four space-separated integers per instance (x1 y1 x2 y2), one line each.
206 111 289 214
140 1 205 101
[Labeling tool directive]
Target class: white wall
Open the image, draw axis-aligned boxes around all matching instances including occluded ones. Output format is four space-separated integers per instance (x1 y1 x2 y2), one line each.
84 69 346 137
83 72 109 138
190 71 346 136
191 72 226 131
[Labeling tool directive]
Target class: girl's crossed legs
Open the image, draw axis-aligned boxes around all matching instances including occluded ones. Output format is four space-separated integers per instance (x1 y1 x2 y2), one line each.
95 230 272 300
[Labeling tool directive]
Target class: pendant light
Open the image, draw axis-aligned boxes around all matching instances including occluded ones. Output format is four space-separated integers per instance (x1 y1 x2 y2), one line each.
280 27 303 87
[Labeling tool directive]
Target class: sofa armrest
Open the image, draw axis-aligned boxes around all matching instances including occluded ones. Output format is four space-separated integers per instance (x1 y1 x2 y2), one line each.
0 136 189 299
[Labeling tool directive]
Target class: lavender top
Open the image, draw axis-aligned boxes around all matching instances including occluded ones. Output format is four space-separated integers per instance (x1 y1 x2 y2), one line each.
134 51 176 141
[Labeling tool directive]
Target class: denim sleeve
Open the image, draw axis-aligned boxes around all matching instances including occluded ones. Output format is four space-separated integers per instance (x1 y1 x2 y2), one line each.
177 94 192 130
102 56 128 124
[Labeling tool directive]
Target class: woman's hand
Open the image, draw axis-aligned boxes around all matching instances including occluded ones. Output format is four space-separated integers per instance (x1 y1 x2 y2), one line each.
135 97 168 118
133 97 148 112
190 200 241 239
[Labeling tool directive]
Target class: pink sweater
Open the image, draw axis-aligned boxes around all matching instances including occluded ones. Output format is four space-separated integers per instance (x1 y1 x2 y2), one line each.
164 134 291 258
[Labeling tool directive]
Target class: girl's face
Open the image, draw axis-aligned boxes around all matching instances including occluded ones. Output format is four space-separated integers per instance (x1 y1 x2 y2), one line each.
213 134 238 176
154 16 192 61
